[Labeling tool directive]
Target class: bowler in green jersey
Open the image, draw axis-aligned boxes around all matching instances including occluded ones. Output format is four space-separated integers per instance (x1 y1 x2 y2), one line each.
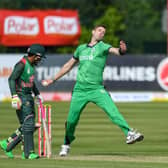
0 44 45 159
42 25 144 156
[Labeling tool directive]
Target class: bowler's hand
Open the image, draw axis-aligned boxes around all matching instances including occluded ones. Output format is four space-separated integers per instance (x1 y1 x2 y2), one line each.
41 79 54 87
119 40 127 55
11 94 22 109
35 94 44 105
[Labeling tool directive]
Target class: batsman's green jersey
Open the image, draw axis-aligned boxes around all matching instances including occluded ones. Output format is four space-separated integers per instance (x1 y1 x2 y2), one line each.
64 41 130 145
9 56 39 96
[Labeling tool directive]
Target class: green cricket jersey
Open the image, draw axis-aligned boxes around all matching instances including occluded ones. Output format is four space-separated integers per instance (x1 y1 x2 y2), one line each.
8 56 39 96
73 41 111 89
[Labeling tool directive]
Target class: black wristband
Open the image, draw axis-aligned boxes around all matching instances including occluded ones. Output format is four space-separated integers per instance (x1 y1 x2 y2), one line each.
119 48 126 55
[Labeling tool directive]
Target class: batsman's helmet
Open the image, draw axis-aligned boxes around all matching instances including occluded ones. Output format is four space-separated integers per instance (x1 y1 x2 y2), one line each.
27 44 46 58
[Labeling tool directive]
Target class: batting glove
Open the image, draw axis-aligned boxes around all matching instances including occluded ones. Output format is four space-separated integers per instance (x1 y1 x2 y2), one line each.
11 94 22 109
35 94 44 105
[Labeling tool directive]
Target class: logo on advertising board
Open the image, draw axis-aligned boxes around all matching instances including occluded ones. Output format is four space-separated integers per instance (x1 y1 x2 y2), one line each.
4 16 39 35
0 67 12 77
44 16 78 35
157 57 168 91
0 10 80 46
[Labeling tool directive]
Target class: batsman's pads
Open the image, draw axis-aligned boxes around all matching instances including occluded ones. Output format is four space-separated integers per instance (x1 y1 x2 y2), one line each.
12 94 22 109
24 131 34 158
22 114 35 132
6 122 40 152
22 114 36 158
6 127 23 152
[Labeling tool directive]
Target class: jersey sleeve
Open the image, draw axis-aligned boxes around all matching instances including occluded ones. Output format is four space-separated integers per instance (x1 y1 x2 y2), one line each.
104 43 112 54
8 62 25 96
73 45 81 60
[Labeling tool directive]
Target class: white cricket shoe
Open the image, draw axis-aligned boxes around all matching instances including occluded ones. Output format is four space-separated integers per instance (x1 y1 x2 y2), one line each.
126 129 144 144
59 145 70 156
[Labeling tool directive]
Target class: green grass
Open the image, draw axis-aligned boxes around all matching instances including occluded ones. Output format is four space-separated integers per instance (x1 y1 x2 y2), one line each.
0 101 168 168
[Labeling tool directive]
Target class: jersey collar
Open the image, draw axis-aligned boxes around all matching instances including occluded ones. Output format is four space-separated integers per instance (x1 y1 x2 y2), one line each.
87 40 101 48
24 56 32 66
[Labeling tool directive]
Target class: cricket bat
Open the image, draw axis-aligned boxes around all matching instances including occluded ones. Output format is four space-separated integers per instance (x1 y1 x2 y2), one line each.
39 100 52 158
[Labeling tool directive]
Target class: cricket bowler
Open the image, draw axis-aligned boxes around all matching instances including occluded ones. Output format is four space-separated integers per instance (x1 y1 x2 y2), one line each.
42 25 144 156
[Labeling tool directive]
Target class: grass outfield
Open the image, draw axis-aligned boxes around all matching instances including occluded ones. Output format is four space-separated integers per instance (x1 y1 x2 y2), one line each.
0 101 168 168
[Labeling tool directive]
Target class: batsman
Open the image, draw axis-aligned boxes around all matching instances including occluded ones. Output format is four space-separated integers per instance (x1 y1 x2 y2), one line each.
0 44 45 159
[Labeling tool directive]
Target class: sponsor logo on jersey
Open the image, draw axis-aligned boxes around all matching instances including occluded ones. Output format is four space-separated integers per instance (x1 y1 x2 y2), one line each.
157 57 168 91
26 101 30 106
80 55 93 61
27 68 30 74
100 89 106 93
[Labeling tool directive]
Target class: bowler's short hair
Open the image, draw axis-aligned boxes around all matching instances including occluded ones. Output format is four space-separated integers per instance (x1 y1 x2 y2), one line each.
93 25 107 30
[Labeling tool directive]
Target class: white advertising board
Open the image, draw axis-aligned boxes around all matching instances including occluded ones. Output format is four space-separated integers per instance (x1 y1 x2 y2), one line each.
0 54 22 101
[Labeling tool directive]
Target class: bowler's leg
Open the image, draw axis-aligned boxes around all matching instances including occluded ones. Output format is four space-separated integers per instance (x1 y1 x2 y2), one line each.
64 91 88 144
59 91 88 156
92 89 130 136
92 88 144 144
